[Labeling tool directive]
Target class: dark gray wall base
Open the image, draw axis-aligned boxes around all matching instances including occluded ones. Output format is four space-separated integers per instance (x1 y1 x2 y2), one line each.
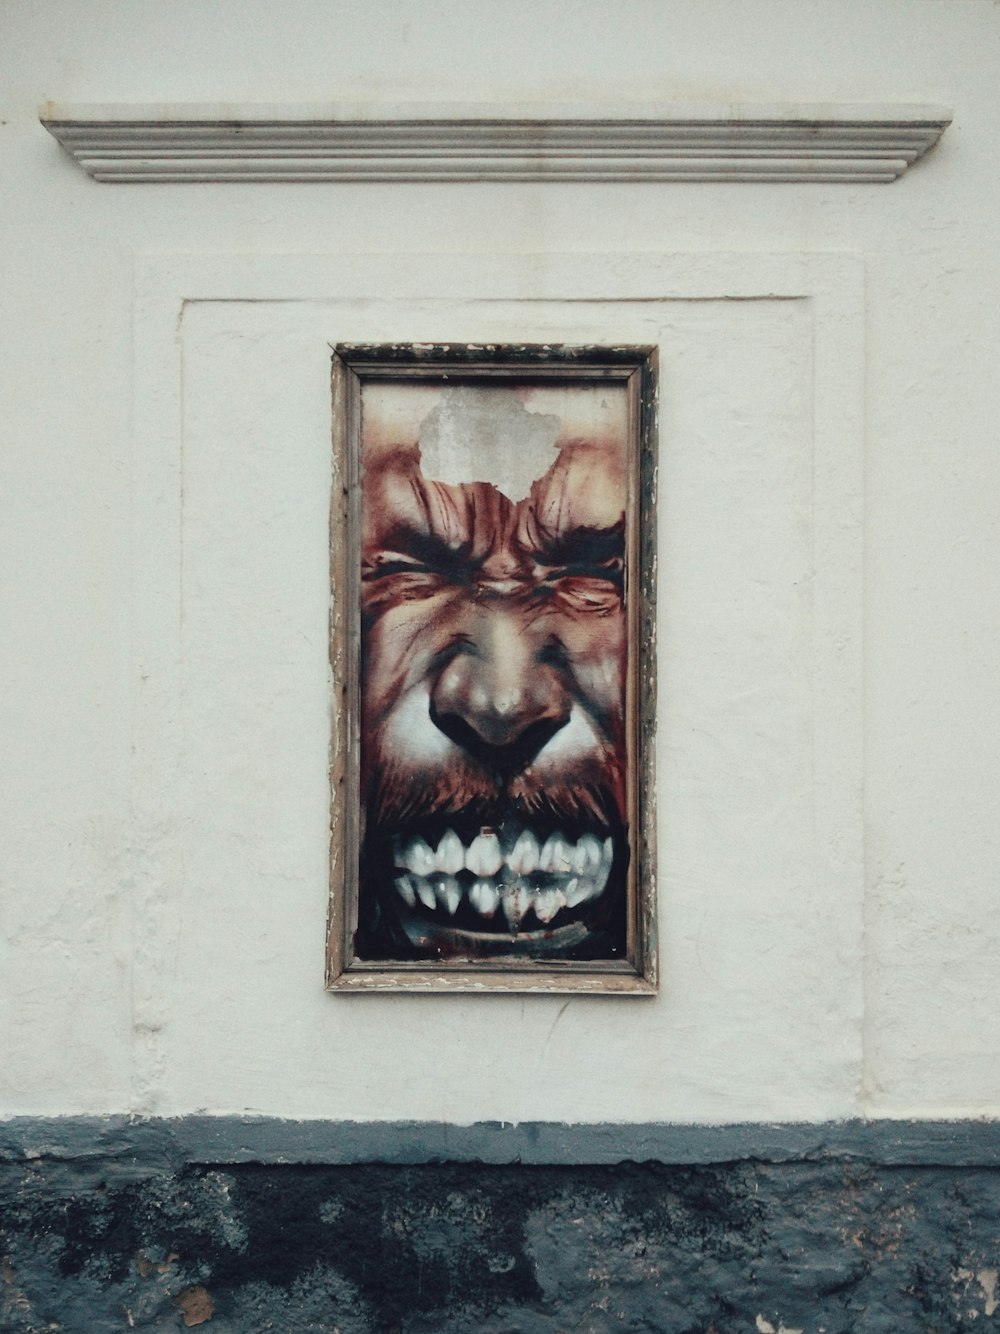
2 1116 1000 1167
3 1120 1000 1332
4 1157 1000 1333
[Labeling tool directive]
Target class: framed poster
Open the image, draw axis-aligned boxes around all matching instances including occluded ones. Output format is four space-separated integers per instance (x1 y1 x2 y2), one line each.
327 343 658 993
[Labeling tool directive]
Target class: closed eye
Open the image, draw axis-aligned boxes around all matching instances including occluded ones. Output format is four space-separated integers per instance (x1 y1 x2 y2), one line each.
361 545 472 612
541 557 623 591
552 558 623 587
362 529 475 586
362 552 440 580
539 560 624 613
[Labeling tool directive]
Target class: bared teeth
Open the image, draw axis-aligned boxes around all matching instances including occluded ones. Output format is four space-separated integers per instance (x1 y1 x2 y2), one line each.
573 833 603 876
436 829 465 875
469 880 500 918
466 830 503 877
535 888 566 923
391 827 616 924
539 833 574 874
397 836 436 876
563 876 589 908
508 830 540 876
501 883 532 931
396 874 418 908
415 877 437 911
433 876 461 915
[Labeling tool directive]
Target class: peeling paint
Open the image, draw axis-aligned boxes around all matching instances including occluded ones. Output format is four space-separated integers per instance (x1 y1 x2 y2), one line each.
979 1268 999 1317
756 1317 804 1334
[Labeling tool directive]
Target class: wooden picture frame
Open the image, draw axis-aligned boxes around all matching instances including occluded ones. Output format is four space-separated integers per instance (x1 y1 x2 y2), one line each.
326 343 658 993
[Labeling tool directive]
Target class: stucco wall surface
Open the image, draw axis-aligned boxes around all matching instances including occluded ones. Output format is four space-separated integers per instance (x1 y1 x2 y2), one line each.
2 0 1000 1124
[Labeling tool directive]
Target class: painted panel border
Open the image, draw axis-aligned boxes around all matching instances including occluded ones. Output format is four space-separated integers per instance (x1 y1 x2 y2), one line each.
130 252 863 1121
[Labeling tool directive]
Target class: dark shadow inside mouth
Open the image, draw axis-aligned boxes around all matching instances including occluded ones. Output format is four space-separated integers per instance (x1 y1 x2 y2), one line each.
355 806 629 963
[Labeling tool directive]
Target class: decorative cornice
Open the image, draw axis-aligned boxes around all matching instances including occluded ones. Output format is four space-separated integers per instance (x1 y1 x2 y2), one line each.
39 102 952 184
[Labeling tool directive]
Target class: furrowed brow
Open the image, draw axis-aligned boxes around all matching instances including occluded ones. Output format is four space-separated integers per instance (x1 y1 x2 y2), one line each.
371 522 476 576
532 523 625 568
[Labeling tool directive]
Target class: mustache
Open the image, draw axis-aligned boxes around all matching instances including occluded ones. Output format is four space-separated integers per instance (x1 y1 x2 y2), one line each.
367 756 622 832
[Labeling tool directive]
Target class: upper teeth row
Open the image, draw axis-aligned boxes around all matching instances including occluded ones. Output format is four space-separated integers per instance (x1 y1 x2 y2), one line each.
393 829 610 880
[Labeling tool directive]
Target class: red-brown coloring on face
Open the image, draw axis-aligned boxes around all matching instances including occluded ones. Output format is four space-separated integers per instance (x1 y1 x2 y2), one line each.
359 432 628 837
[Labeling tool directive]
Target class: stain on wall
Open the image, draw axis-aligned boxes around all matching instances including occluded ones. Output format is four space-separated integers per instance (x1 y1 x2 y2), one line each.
4 1154 1000 1332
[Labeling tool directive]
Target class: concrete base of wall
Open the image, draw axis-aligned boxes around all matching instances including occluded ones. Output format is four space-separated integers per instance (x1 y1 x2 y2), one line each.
3 1120 999 1332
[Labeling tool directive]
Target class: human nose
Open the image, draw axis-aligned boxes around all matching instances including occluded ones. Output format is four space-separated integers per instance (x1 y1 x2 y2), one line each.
430 610 570 776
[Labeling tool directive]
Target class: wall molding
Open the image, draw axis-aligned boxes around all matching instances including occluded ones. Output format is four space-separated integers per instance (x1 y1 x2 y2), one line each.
2 1118 998 1167
40 102 952 184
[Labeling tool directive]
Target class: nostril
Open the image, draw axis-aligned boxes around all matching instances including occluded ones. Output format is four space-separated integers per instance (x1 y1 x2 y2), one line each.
429 625 571 777
429 703 566 780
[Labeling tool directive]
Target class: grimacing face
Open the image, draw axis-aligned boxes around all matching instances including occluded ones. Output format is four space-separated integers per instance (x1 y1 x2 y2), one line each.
356 405 629 962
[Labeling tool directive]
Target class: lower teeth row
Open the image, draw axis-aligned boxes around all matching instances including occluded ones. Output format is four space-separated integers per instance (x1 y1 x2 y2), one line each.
394 860 612 930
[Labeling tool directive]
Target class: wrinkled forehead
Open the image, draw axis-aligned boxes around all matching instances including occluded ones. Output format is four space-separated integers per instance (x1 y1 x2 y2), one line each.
360 381 627 501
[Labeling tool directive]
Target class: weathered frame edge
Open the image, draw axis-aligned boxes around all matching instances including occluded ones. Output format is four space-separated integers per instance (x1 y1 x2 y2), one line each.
325 342 658 995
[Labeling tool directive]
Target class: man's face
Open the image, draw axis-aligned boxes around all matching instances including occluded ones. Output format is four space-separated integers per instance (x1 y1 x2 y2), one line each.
356 385 629 960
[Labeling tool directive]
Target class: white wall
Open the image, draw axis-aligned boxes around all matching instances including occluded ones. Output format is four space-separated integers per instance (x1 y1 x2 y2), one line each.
2 0 998 1122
